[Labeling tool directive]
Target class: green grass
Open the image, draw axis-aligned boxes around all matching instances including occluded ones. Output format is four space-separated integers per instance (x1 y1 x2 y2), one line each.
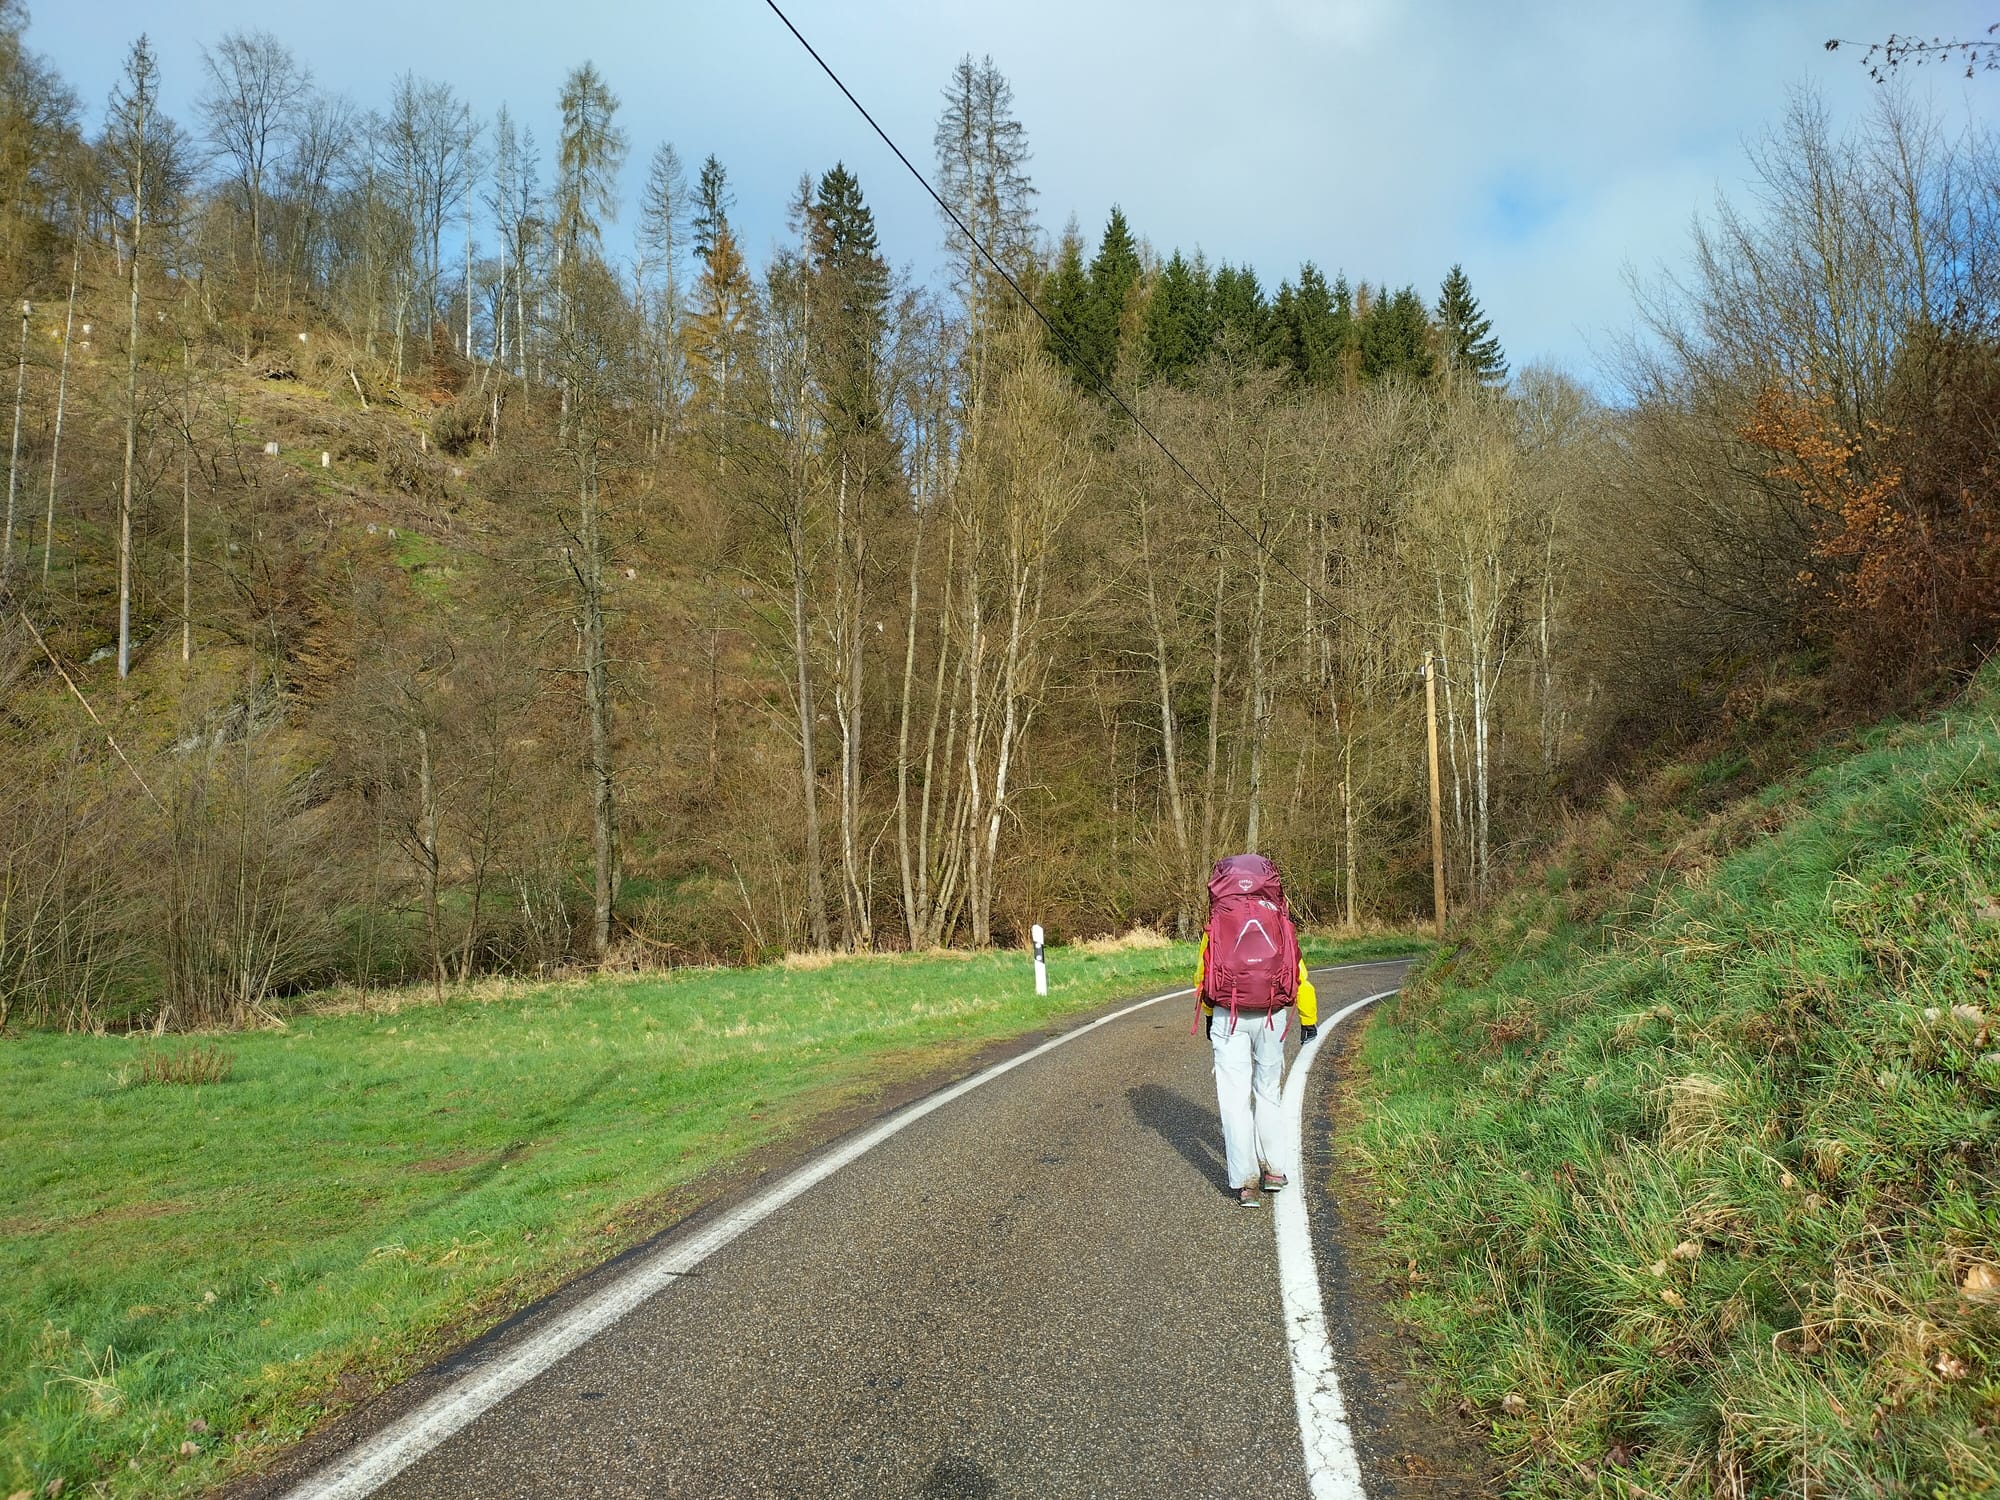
1347 671 2000 1497
2 930 1415 1496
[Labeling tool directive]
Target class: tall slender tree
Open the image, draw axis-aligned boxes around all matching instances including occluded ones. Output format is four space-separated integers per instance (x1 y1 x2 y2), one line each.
106 36 159 679
810 161 893 947
636 140 689 447
553 61 629 962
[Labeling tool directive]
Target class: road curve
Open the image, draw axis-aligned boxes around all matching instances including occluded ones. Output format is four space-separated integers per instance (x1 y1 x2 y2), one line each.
271 960 1411 1500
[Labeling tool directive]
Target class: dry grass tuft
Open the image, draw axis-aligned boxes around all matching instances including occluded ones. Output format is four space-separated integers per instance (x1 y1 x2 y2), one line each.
125 1041 234 1087
1074 926 1171 954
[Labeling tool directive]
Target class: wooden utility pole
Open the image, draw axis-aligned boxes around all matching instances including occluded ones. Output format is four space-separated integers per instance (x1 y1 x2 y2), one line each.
1423 650 1448 939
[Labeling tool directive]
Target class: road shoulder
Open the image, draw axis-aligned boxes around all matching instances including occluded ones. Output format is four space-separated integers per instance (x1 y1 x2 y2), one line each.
1306 1010 1498 1498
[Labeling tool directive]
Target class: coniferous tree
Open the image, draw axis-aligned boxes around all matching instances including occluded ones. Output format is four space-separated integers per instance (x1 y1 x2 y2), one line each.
932 54 1036 324
1141 248 1212 385
1080 204 1140 379
1273 261 1340 385
552 61 628 962
105 35 160 679
1360 284 1434 383
1329 271 1359 389
1210 262 1272 362
1040 222 1091 384
808 162 893 951
1436 262 1507 389
810 162 890 436
691 153 732 265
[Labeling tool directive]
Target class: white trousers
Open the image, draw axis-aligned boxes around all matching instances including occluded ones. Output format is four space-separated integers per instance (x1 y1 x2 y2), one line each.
1210 1007 1289 1190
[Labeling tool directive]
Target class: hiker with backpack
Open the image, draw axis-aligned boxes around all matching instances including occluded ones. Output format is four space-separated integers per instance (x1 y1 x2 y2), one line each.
1195 853 1317 1208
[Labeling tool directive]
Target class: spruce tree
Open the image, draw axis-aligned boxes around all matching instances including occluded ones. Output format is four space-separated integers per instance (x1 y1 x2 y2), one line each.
1141 248 1211 385
1041 223 1092 384
1081 205 1141 379
810 163 890 435
1274 261 1340 385
1330 272 1359 389
1436 263 1507 389
1359 284 1435 383
1210 263 1273 363
692 153 732 265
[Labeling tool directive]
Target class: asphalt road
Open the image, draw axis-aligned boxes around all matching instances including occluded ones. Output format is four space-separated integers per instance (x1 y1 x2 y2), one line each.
297 960 1411 1500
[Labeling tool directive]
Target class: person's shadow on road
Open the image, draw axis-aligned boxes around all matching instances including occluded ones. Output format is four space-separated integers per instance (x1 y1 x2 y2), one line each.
1127 1084 1231 1195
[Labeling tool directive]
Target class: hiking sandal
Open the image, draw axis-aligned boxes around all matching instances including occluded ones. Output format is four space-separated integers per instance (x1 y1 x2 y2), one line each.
1259 1169 1288 1192
1237 1185 1263 1208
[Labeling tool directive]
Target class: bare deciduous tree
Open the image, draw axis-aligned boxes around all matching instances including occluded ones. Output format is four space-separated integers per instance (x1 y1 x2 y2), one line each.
197 29 308 310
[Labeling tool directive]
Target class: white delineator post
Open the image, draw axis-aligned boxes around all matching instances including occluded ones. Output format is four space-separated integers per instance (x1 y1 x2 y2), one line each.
1031 923 1047 997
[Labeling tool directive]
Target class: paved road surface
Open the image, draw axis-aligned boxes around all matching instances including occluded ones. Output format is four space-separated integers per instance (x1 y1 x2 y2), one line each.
282 960 1411 1500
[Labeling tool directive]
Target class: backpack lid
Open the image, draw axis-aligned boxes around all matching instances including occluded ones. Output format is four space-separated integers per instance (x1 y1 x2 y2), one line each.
1208 853 1283 907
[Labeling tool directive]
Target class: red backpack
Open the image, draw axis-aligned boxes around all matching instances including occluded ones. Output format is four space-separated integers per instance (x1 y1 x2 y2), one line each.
1201 854 1300 1020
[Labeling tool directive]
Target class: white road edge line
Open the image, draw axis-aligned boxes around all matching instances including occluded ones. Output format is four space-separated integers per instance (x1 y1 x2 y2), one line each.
1275 984 1399 1500
282 960 1411 1499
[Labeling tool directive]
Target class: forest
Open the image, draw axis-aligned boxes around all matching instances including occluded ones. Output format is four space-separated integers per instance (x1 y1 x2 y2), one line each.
0 3 1995 1030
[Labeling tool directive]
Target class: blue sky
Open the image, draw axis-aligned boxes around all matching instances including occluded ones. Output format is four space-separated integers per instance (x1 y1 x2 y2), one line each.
30 0 1992 381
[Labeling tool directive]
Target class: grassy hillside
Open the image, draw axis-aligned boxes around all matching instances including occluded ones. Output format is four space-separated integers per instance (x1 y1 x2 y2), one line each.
1348 668 2000 1497
1 930 1415 1497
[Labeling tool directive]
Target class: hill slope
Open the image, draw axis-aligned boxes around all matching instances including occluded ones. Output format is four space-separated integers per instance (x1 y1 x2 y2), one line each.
1348 667 2000 1497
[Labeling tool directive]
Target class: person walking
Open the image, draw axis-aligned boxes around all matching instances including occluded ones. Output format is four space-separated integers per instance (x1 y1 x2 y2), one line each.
1194 853 1317 1207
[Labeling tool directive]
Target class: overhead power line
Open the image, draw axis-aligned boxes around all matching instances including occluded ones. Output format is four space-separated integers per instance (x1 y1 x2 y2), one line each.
759 0 1345 622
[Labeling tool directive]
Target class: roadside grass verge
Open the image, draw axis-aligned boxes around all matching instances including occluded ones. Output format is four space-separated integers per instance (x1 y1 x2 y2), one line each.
2 930 1415 1497
1346 672 2000 1497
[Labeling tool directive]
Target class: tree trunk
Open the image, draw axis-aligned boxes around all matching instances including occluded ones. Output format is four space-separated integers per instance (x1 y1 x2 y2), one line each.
790 518 830 952
43 239 80 583
3 301 27 582
831 458 869 950
704 576 721 793
1199 553 1225 871
417 723 443 997
960 546 987 945
895 512 925 948
1243 539 1271 853
1341 711 1357 928
1138 490 1191 934
581 463 615 960
912 535 958 948
181 344 192 664
118 133 147 680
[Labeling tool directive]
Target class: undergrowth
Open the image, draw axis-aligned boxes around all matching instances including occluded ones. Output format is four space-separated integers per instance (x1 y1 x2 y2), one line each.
1351 666 2000 1498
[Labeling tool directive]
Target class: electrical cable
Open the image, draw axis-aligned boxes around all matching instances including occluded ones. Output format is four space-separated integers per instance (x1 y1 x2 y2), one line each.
760 0 1347 622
